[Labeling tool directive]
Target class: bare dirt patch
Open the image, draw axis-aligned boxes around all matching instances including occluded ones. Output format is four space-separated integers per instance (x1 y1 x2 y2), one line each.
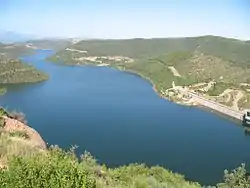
168 66 181 77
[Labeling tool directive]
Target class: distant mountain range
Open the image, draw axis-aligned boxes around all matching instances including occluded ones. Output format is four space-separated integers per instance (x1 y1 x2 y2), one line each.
0 31 39 43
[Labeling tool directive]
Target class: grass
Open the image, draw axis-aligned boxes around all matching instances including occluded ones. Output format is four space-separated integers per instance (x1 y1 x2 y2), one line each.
0 134 41 167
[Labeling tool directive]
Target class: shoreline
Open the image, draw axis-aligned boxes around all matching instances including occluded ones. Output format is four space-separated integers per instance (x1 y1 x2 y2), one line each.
0 77 49 87
100 65 245 123
48 60 245 123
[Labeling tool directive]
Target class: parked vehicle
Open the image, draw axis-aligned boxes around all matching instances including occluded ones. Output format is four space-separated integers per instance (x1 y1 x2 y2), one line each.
243 109 250 125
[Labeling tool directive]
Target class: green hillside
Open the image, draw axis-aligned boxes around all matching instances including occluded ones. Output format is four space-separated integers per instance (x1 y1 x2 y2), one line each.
0 43 34 58
50 36 250 84
58 36 250 63
25 39 72 50
0 39 72 58
0 51 48 84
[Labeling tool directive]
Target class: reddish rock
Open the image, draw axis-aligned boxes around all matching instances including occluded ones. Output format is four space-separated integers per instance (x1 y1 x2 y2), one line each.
3 116 47 149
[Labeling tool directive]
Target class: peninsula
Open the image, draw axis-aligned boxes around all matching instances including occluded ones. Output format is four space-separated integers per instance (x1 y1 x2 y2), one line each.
0 43 48 84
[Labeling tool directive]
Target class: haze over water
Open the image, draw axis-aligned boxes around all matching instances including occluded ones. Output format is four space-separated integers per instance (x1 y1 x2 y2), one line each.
0 50 250 185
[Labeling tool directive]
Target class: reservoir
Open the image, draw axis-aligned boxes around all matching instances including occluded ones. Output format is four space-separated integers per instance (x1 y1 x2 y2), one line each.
0 50 250 185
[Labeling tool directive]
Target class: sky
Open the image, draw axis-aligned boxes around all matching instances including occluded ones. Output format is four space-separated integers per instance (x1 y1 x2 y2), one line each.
0 0 249 40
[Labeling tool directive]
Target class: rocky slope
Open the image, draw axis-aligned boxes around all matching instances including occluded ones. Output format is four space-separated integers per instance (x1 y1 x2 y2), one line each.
0 109 46 168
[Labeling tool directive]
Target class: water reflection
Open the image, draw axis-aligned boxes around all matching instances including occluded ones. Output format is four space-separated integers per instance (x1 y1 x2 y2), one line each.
242 118 250 136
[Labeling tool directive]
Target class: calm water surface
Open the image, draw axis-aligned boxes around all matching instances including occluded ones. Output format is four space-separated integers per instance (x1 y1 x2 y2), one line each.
0 50 250 185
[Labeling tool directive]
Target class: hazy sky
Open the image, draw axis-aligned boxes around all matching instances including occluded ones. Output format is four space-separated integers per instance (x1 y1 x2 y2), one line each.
1 0 249 39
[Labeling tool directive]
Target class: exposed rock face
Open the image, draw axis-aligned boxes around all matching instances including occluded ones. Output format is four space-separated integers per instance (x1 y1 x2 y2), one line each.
3 116 47 149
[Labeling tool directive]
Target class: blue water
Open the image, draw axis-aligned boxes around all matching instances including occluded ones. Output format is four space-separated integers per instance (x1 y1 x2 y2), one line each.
0 49 250 185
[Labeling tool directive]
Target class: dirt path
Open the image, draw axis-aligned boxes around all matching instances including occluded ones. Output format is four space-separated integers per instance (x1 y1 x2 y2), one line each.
232 91 244 111
168 66 181 77
217 89 233 103
240 83 250 87
191 83 207 88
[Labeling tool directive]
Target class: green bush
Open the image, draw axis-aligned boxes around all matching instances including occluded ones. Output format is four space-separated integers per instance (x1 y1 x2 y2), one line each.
0 145 249 188
0 117 5 128
0 147 96 188
0 108 7 117
0 108 7 128
0 88 7 96
217 164 250 188
9 131 30 139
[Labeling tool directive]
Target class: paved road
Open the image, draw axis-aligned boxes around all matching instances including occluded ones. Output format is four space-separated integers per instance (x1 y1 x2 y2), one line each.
177 87 244 120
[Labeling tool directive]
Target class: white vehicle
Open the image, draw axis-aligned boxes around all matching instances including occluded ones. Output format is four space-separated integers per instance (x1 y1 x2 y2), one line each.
243 109 250 125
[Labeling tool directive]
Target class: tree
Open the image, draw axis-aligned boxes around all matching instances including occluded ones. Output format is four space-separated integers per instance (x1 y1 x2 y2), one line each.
217 164 250 188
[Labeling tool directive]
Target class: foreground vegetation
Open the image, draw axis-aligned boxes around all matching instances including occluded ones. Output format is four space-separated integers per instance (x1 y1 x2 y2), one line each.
49 36 250 109
0 146 249 188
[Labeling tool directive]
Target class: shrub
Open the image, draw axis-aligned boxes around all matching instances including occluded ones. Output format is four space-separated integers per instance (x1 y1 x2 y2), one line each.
0 108 6 116
9 131 30 139
217 164 250 188
0 117 5 128
0 88 7 96
8 111 27 124
0 108 6 128
0 147 96 188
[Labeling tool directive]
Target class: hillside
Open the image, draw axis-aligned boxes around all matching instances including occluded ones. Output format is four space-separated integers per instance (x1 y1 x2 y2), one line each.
25 39 73 51
0 39 72 58
0 108 46 167
0 108 249 187
49 36 250 110
0 52 48 84
0 43 34 58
